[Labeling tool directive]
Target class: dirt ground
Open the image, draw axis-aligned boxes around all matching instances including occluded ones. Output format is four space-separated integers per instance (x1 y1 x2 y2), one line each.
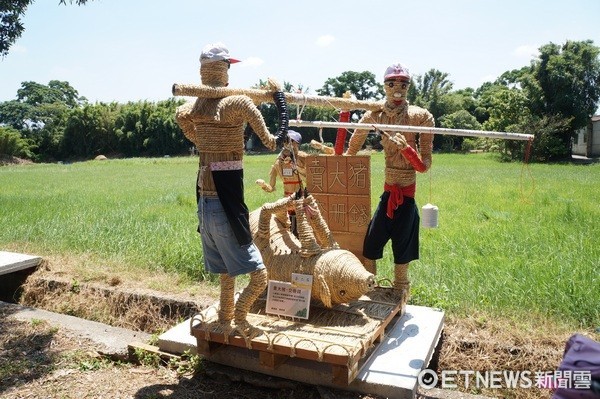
1 257 597 399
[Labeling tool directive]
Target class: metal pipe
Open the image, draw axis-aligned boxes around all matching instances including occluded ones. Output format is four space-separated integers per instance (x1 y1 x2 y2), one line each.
288 120 534 141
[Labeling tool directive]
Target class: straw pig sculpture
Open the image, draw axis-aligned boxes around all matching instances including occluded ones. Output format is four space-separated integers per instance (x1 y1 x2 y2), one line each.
249 193 376 308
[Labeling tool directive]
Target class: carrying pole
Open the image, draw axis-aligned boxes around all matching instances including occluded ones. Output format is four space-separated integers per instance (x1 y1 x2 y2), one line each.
288 120 534 141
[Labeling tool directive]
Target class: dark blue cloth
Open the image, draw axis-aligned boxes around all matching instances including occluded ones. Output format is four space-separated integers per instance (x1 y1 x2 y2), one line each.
362 191 420 264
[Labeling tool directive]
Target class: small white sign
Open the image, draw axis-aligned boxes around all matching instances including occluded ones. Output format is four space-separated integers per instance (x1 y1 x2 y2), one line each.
266 276 312 319
282 167 294 177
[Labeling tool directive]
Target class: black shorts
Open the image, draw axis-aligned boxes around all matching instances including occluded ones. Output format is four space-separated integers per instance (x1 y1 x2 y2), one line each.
362 191 420 264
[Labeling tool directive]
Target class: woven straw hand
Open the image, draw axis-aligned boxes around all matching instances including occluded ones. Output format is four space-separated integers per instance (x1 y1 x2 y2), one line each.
391 132 408 150
262 77 282 93
255 179 274 192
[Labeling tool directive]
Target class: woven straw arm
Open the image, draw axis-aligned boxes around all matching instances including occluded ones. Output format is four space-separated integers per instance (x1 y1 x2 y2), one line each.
268 163 279 192
220 95 277 151
345 111 376 155
295 151 307 180
175 102 196 144
409 106 434 171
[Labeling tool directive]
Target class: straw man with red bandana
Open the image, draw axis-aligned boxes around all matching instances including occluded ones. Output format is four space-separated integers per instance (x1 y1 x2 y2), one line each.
345 63 434 297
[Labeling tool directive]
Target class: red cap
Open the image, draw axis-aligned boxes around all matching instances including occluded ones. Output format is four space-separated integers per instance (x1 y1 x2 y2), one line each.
384 63 410 81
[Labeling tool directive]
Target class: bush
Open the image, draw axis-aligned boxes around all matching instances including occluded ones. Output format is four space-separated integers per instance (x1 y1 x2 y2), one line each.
0 126 34 159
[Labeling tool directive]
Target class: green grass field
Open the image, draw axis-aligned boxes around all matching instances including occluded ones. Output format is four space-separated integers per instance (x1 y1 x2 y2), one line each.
1 153 598 329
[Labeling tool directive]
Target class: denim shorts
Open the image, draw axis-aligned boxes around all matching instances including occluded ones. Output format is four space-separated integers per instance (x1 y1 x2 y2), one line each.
197 197 265 277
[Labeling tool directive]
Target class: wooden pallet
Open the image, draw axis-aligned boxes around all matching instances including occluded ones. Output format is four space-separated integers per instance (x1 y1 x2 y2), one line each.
190 287 405 385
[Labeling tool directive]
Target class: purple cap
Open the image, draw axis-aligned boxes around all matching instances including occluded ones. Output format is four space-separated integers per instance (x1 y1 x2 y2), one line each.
287 130 301 144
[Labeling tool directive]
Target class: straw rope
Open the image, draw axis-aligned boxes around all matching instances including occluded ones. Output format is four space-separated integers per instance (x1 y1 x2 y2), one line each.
303 195 338 249
347 105 434 178
234 268 268 328
249 196 375 308
394 263 410 289
175 61 277 196
294 197 322 257
173 83 385 111
199 61 229 87
219 274 235 323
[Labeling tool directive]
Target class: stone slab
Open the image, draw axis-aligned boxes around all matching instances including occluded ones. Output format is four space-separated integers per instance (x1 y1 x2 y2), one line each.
0 300 151 359
158 305 445 398
0 251 42 276
354 305 445 398
158 317 198 355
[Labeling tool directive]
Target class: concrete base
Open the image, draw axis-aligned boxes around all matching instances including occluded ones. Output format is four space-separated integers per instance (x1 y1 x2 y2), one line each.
159 317 198 355
0 251 42 275
0 251 43 302
159 305 444 399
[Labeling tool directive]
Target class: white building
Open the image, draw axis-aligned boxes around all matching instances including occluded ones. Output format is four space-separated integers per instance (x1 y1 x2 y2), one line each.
573 115 600 157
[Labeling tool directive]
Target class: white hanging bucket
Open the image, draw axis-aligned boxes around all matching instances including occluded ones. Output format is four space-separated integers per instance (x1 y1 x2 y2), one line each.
422 203 439 228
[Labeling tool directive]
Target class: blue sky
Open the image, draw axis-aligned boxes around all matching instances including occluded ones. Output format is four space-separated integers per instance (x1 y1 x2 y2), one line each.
1 0 599 104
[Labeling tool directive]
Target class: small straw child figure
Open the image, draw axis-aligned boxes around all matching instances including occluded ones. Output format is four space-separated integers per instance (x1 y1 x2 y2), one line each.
256 130 306 235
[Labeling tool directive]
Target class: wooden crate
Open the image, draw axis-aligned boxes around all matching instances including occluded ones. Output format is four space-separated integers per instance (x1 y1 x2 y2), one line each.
190 287 405 385
301 154 371 259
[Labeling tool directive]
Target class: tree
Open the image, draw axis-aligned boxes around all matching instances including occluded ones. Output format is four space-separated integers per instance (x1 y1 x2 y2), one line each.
0 0 29 57
521 40 600 158
438 110 482 151
410 69 463 150
62 102 117 158
17 80 85 107
0 1 90 57
317 71 384 101
0 80 84 160
0 126 34 158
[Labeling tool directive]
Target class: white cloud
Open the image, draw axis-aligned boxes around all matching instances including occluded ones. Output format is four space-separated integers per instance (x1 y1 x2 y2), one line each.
239 56 264 67
513 45 539 59
315 35 335 47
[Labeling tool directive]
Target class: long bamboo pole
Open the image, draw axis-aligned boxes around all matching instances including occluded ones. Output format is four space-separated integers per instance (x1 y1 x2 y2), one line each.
172 83 534 141
172 83 383 111
288 120 534 141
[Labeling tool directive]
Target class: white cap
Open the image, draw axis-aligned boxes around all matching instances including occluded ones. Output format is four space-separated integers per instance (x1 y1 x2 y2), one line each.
200 42 240 65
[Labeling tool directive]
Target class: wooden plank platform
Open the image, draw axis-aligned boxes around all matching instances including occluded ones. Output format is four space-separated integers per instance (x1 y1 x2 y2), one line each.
190 287 406 386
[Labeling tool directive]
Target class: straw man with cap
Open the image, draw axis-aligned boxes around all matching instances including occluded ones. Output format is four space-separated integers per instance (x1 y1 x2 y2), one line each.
345 63 434 298
256 129 307 235
175 43 289 331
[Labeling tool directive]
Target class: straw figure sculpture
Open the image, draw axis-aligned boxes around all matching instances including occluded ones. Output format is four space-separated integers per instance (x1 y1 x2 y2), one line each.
176 53 288 330
249 193 376 308
345 63 434 294
256 143 306 198
256 133 308 235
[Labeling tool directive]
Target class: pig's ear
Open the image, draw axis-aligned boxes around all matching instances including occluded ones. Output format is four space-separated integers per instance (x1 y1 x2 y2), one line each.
318 274 332 308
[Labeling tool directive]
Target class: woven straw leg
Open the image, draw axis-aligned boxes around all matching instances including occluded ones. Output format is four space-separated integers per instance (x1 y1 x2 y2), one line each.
234 269 268 327
218 274 235 324
295 198 322 256
363 258 377 274
305 195 338 249
394 263 411 296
